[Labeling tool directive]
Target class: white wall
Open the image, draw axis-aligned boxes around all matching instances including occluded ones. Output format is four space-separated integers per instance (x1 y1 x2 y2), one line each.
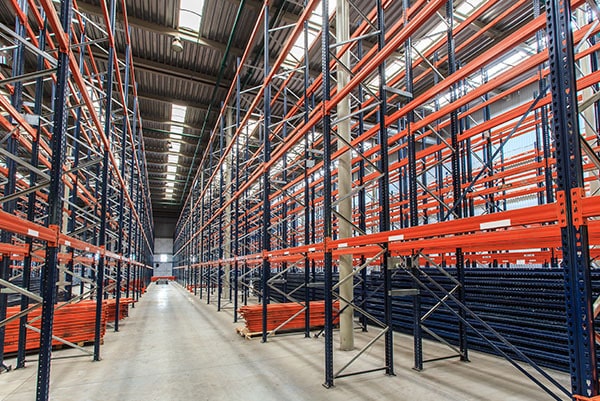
153 237 173 276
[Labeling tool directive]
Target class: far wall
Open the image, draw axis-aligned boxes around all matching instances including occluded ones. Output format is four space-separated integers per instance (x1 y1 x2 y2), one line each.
153 216 177 277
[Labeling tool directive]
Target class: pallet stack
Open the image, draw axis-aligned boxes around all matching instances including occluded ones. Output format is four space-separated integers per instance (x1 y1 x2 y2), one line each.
105 298 136 322
238 301 340 335
3 300 110 353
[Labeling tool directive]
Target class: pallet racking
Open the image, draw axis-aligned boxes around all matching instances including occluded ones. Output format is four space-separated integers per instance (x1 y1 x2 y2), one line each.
0 0 154 400
170 0 600 398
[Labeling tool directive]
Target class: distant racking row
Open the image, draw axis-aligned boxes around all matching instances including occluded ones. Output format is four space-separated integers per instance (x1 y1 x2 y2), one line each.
0 0 154 400
174 0 600 399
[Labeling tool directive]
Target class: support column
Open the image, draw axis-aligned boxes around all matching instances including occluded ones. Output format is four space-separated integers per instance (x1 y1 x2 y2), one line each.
0 0 27 371
446 0 468 363
322 0 334 387
36 1 71 398
94 0 117 362
546 0 597 396
261 5 272 343
233 58 241 322
403 0 422 371
303 9 312 338
115 40 131 332
224 108 233 299
17 3 45 369
376 0 394 376
336 0 354 352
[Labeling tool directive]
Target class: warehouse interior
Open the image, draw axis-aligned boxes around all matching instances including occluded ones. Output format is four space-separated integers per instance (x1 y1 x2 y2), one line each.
0 0 599 400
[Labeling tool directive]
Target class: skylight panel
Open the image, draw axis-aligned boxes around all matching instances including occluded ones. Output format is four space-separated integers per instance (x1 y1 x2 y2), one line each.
171 142 181 153
167 165 177 173
166 174 176 181
171 104 187 123
168 154 179 164
171 125 184 135
456 0 485 15
179 0 204 31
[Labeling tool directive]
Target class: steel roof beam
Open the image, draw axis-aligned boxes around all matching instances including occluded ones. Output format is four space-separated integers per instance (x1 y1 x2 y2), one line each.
77 1 244 56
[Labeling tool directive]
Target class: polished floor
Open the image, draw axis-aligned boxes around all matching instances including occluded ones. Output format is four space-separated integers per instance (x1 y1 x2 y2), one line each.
0 282 571 400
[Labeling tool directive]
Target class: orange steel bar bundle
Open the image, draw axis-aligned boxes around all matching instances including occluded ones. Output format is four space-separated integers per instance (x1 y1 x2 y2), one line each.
105 298 136 322
3 301 108 354
150 276 176 282
238 301 340 334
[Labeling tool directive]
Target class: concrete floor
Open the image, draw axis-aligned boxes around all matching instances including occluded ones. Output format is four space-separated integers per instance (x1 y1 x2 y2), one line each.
0 282 571 401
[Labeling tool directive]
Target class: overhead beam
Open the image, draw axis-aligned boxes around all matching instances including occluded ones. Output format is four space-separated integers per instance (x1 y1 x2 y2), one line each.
242 0 300 24
136 94 212 115
77 1 244 56
89 47 231 91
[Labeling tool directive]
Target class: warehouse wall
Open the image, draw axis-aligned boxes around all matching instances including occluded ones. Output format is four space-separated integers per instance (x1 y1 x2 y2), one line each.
153 217 176 277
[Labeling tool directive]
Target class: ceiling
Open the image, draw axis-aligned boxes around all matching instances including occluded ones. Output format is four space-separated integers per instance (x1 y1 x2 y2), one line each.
75 0 307 219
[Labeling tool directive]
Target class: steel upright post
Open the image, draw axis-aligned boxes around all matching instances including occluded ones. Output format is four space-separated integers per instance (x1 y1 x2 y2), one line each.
218 107 225 312
199 171 205 299
207 139 214 305
16 10 46 369
376 0 394 375
36 0 71 398
322 0 334 387
403 0 422 371
261 4 272 343
446 0 468 363
0 0 27 371
126 100 138 299
303 14 312 337
545 0 598 396
115 39 131 332
356 39 368 332
94 0 117 361
234 58 241 322
65 26 87 303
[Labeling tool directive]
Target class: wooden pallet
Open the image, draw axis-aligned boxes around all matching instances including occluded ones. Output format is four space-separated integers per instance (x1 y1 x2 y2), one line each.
235 326 266 340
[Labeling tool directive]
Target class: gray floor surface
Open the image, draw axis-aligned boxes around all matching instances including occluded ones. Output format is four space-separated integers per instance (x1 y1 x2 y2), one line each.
0 282 571 400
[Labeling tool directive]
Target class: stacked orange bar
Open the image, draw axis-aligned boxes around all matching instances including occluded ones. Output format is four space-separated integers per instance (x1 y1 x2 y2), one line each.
3 300 109 353
105 298 136 322
239 301 340 333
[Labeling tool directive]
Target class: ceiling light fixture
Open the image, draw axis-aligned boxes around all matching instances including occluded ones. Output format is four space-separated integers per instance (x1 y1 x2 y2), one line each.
172 35 184 53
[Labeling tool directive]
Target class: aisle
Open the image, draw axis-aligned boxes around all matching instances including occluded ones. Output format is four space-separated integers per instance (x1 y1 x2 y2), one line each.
0 282 570 401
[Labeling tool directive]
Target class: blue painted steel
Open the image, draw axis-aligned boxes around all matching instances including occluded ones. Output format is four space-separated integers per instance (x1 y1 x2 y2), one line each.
218 103 225 312
16 8 47 370
261 5 272 344
0 0 27 371
115 39 131 332
233 57 241 322
321 0 334 387
36 1 71 398
545 0 598 396
303 13 312 338
376 0 394 375
94 0 117 361
402 0 422 372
